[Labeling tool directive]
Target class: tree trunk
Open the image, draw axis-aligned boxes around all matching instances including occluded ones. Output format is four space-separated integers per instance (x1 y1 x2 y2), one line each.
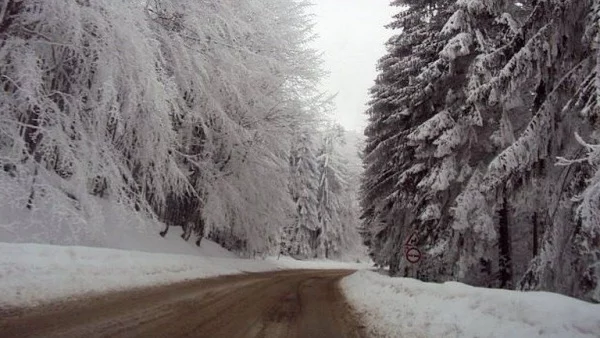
0 1 22 36
26 165 38 210
389 250 400 276
532 212 539 257
498 188 513 288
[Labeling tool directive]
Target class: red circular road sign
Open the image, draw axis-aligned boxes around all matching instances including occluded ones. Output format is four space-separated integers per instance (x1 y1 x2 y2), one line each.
405 247 422 264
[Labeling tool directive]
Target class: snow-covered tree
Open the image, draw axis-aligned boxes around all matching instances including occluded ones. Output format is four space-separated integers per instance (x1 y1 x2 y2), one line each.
0 0 189 224
284 129 321 257
363 0 600 301
315 124 347 258
0 0 337 256
282 123 365 259
456 0 600 300
361 0 459 275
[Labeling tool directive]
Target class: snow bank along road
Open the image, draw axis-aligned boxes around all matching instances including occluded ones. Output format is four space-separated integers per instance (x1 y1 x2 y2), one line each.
0 269 366 338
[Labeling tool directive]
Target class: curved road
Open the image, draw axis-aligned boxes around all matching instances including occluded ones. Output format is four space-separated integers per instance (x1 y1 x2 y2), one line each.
0 269 366 338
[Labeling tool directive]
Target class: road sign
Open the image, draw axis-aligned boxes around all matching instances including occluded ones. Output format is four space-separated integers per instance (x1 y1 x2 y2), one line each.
405 232 418 247
405 247 422 264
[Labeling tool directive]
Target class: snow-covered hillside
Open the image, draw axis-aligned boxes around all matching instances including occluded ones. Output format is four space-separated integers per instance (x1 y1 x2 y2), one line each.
0 166 368 308
342 271 600 338
0 171 367 309
0 171 232 254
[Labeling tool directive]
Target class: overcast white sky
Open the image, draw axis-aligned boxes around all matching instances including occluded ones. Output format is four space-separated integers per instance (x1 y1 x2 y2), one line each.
310 0 396 132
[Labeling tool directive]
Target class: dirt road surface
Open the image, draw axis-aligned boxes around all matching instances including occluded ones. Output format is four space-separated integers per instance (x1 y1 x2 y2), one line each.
0 269 367 338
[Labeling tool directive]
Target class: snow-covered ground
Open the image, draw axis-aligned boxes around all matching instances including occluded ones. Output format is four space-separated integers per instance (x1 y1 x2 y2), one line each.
0 175 235 258
0 241 367 308
0 175 367 308
266 255 368 270
341 270 600 338
0 242 270 308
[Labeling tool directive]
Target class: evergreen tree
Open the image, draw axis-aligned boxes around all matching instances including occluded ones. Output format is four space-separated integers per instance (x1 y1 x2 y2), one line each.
362 0 600 301
422 0 523 286
316 124 347 258
361 0 458 276
284 129 321 257
283 123 364 260
452 0 599 300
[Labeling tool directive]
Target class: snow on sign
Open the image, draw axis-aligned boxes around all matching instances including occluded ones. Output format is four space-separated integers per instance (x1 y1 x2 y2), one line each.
405 247 422 264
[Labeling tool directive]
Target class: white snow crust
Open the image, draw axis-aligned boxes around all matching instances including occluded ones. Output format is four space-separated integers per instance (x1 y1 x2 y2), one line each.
341 270 600 338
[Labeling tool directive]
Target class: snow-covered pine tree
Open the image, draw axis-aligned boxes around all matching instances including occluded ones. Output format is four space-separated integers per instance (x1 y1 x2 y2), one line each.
284 129 321 258
363 0 599 301
315 123 348 258
452 0 599 300
421 0 527 287
361 0 458 276
284 123 364 259
336 130 367 259
362 0 436 269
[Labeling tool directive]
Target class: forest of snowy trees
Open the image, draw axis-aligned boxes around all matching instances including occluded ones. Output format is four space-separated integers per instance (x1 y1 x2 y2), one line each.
4 0 596 306
0 0 363 259
362 0 600 302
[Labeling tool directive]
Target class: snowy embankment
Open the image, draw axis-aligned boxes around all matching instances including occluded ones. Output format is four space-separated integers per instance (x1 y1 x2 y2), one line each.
267 255 368 270
341 270 600 338
0 242 367 308
0 174 367 308
0 242 274 308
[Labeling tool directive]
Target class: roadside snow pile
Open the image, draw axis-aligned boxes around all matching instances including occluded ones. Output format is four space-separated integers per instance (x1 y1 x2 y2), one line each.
0 242 277 308
341 270 600 338
0 242 367 309
267 255 370 270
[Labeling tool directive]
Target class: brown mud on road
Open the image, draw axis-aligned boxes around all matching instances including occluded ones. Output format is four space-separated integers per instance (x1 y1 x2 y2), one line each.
0 269 367 338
